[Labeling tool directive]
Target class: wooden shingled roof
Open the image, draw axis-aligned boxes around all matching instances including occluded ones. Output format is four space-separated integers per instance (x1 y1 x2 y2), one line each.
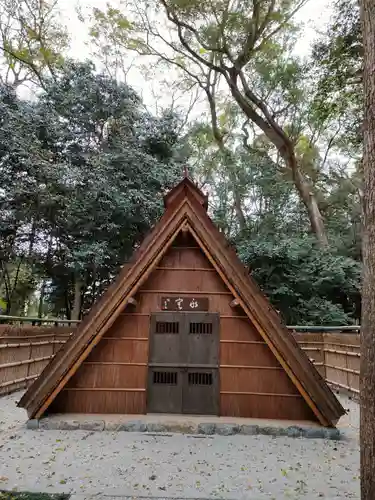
19 178 345 426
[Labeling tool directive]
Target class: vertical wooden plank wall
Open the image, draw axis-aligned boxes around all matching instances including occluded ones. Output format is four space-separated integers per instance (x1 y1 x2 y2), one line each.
50 313 149 413
15 235 321 419
219 318 316 421
50 235 225 414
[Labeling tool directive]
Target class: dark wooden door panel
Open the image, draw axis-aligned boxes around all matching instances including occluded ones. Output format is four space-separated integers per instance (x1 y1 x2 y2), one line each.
185 312 219 366
149 312 182 365
182 369 219 415
148 312 220 415
147 368 182 413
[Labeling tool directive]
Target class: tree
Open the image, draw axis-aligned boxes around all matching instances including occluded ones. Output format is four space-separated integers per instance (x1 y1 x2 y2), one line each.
360 0 375 497
0 0 68 89
0 61 185 319
237 236 361 325
312 0 362 155
88 0 331 246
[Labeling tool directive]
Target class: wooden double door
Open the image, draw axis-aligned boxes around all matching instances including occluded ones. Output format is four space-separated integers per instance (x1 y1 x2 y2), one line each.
147 312 219 415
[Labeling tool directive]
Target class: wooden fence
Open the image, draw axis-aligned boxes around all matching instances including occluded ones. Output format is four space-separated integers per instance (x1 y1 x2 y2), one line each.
295 332 360 396
0 324 360 397
0 325 73 395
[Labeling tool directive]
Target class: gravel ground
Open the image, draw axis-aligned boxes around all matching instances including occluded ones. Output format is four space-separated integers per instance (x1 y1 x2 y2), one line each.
0 391 359 500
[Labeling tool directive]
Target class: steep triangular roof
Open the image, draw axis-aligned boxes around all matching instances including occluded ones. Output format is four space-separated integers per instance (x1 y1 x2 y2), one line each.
19 178 345 426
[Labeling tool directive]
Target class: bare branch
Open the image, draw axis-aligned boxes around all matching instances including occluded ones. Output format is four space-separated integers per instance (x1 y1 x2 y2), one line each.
158 0 225 73
321 125 342 171
253 0 309 54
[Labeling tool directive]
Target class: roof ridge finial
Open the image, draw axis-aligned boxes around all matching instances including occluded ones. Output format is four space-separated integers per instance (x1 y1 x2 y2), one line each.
183 165 188 178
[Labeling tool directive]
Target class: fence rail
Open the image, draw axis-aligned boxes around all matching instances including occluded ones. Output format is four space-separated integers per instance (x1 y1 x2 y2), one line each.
294 332 360 397
0 315 80 326
0 324 360 397
0 324 73 394
0 316 361 330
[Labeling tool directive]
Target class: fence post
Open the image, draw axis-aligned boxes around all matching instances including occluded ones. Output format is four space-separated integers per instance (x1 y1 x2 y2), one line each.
321 332 327 380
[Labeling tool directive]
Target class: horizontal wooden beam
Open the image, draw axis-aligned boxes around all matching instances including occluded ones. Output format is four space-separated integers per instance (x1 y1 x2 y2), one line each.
289 325 360 331
324 343 360 349
83 362 147 367
325 364 359 375
0 315 79 324
168 246 200 250
220 315 248 319
0 341 65 349
149 362 218 369
220 340 266 345
326 379 359 394
220 391 302 398
324 348 360 357
220 365 282 370
298 342 324 346
101 337 148 341
0 356 53 369
63 387 146 392
139 290 233 295
118 314 251 319
155 267 216 272
0 334 71 340
0 374 38 389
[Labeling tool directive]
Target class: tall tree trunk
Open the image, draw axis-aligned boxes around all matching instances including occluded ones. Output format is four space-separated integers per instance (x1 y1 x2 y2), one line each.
233 189 246 231
64 290 71 320
360 0 375 498
293 167 328 246
226 70 329 247
71 275 83 321
38 279 46 318
205 82 247 231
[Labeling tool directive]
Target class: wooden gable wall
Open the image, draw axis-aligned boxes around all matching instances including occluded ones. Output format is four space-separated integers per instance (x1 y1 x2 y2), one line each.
49 232 317 422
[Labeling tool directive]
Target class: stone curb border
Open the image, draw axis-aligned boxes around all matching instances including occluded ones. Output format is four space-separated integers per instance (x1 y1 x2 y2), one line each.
26 419 343 440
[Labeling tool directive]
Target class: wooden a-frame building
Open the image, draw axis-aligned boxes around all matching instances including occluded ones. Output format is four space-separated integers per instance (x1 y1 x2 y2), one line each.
19 178 345 427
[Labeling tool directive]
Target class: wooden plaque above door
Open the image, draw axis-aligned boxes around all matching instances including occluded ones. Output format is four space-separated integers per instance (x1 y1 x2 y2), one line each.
161 296 209 311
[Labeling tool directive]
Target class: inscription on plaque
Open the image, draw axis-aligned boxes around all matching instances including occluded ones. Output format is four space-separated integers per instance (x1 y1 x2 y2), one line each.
161 296 209 311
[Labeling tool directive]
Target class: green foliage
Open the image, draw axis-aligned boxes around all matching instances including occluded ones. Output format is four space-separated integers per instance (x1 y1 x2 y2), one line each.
0 1 364 324
0 60 185 318
237 237 361 325
0 261 37 315
311 0 362 153
0 0 69 87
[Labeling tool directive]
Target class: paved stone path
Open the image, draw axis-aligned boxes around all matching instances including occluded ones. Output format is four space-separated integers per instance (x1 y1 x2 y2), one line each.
0 391 360 499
